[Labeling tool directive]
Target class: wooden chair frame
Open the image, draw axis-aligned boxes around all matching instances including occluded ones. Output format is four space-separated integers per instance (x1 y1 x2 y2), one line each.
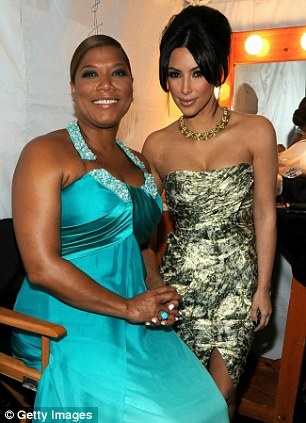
0 306 66 390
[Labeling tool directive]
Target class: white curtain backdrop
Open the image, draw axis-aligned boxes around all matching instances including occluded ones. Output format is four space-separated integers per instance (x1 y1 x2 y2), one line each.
1 0 306 359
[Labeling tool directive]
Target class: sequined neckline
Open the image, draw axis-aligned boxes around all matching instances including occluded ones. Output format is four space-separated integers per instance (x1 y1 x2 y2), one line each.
66 121 145 169
66 121 97 160
66 121 158 202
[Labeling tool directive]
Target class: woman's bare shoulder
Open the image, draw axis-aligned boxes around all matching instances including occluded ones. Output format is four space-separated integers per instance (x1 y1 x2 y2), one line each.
15 129 74 179
232 110 275 132
143 121 177 152
230 111 276 145
24 128 67 148
20 129 70 158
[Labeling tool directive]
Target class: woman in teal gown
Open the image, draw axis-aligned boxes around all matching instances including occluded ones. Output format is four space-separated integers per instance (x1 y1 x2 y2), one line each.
11 35 229 422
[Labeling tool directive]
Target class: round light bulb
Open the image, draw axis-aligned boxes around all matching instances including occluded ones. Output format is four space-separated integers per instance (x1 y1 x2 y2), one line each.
301 32 306 50
214 83 230 102
245 35 264 55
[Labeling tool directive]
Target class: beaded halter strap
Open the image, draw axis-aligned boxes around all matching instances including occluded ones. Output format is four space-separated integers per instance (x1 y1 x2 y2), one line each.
65 121 158 202
178 107 231 141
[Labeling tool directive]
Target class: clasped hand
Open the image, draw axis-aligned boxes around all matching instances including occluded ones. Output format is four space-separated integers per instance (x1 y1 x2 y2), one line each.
127 286 181 327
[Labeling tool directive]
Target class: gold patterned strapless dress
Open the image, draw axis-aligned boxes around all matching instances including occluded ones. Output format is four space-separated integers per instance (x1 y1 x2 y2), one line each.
160 164 257 385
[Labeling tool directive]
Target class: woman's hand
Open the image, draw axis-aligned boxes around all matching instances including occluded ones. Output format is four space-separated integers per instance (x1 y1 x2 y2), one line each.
251 290 272 332
126 285 181 327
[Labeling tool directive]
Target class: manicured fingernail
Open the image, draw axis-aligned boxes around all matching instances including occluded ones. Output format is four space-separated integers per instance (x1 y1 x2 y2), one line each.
161 321 166 325
151 318 157 324
168 304 175 311
145 322 151 326
175 317 179 321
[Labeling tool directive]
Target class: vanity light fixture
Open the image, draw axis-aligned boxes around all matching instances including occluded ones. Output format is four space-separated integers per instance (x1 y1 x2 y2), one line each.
215 82 230 103
301 32 306 50
244 34 263 55
244 34 270 57
224 25 306 109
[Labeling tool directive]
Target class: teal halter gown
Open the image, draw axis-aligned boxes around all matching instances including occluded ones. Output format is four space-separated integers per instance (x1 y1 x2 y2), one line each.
12 122 229 423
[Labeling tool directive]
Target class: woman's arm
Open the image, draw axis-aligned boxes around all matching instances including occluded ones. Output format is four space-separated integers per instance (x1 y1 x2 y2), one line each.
142 133 165 195
12 136 180 325
250 117 278 332
141 235 165 290
141 240 180 325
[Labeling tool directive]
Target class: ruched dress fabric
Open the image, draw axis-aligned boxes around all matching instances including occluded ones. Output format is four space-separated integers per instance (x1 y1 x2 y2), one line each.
12 122 229 423
160 164 257 386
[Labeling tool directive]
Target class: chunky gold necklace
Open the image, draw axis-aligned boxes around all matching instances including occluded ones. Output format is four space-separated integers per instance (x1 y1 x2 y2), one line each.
178 107 231 141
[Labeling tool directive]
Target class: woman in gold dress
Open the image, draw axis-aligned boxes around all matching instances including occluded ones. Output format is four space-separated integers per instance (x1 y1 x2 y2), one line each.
142 5 278 420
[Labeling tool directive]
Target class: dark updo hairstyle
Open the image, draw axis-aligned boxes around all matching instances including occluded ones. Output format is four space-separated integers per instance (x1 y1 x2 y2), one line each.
292 97 306 128
159 5 232 92
70 34 132 84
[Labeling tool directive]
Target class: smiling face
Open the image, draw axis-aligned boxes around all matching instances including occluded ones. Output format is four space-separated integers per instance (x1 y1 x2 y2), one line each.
167 47 215 118
71 45 133 130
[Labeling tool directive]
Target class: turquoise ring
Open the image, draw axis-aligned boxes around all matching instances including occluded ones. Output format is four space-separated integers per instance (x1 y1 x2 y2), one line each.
157 310 169 321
